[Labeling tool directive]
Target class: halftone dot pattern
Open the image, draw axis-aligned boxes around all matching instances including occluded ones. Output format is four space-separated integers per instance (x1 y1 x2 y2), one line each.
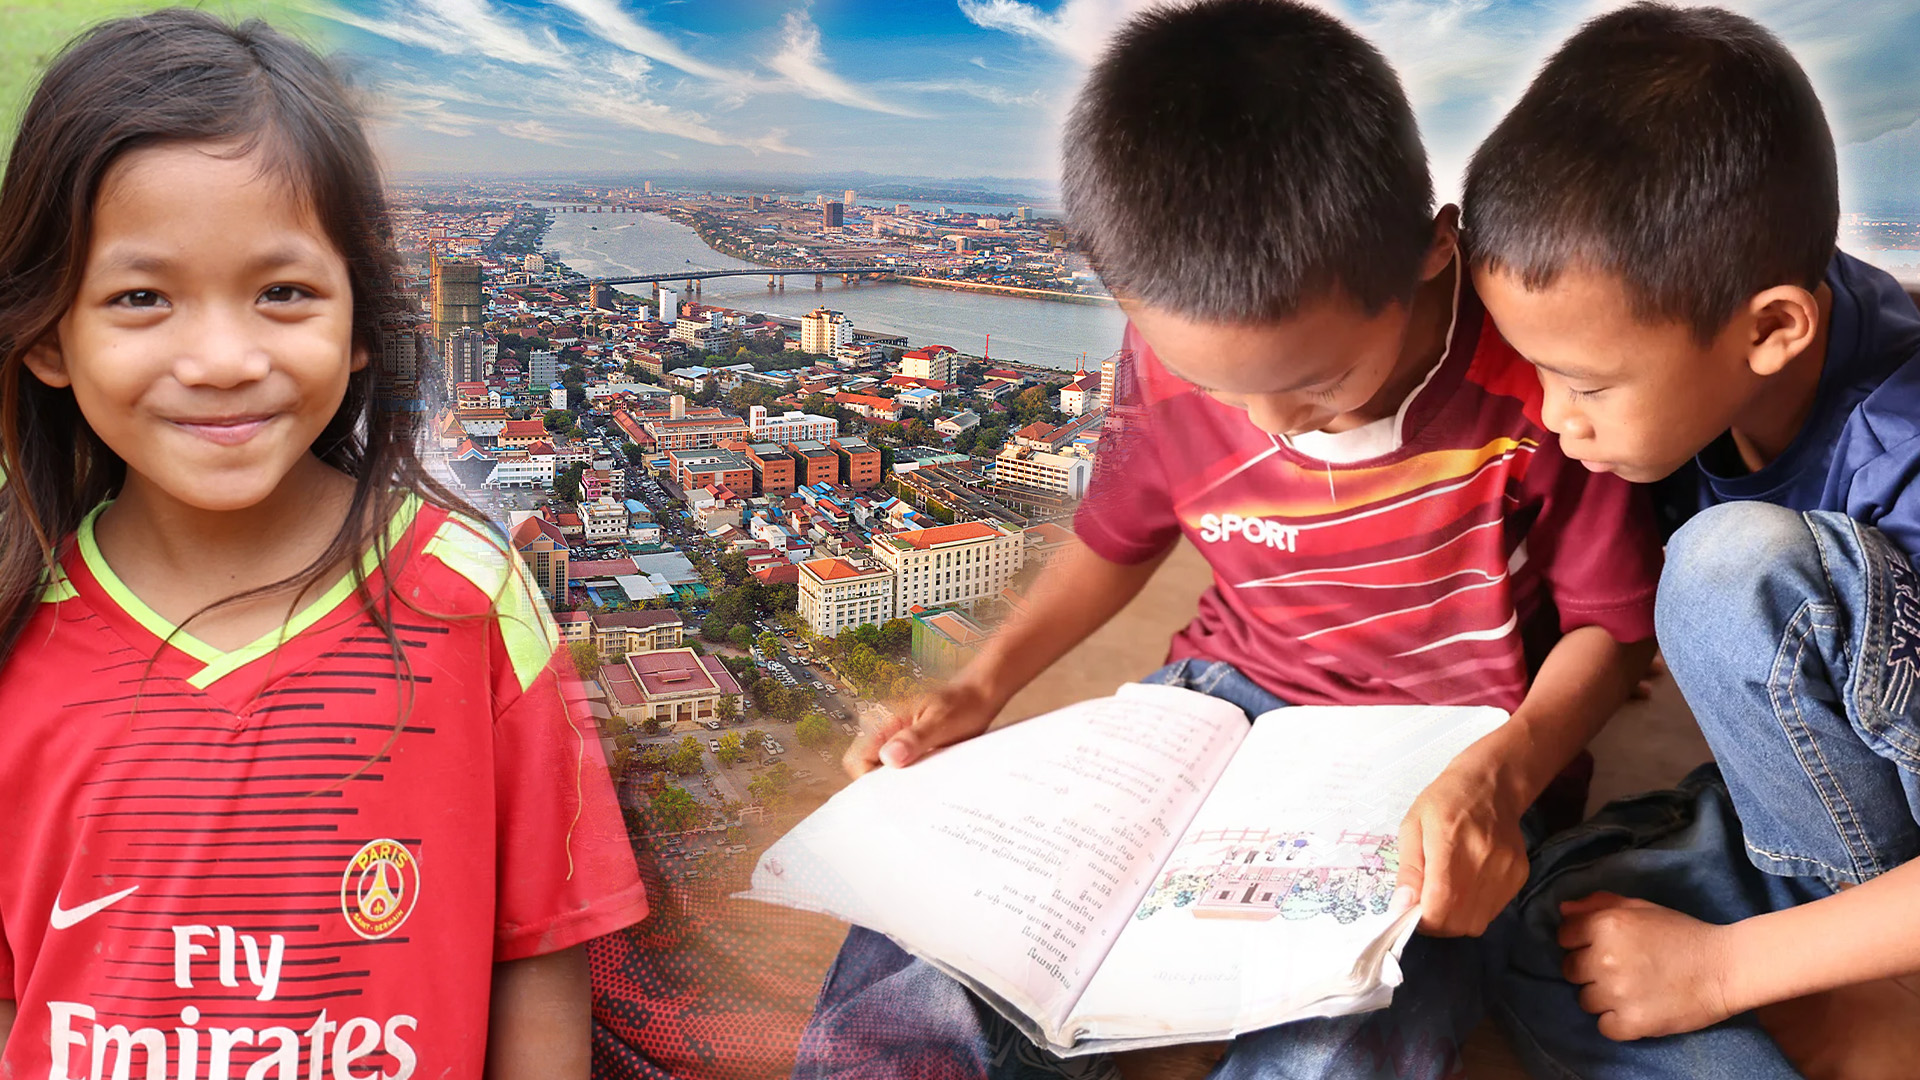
589 768 1035 1080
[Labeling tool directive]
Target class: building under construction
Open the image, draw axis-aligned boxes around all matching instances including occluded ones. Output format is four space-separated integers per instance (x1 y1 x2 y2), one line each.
430 253 483 341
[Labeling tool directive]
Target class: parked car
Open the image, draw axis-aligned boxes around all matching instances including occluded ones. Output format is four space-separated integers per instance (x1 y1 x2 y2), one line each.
708 739 721 752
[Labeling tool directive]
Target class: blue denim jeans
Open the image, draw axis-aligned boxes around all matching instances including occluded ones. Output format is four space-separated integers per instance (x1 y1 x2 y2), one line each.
793 659 1492 1080
1494 503 1920 1078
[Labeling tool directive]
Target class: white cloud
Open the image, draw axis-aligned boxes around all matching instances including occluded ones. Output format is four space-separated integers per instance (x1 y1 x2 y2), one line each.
569 92 811 155
547 0 740 85
766 9 927 117
499 119 587 146
956 0 1165 64
308 0 569 71
889 79 1046 107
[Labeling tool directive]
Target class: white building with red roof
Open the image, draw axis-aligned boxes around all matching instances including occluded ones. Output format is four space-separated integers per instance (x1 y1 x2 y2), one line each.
900 345 959 383
872 520 1024 613
798 557 897 637
1059 371 1103 417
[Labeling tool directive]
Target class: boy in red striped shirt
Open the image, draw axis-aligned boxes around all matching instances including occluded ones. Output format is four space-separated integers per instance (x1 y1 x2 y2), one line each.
798 2 1661 1078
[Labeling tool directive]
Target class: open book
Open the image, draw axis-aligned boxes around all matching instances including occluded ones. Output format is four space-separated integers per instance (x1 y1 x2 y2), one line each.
741 683 1508 1056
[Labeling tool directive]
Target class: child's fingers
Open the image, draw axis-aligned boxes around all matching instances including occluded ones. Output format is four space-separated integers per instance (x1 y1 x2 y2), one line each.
1594 1009 1644 1042
1558 891 1631 916
876 696 986 769
844 711 912 777
1557 911 1597 950
1395 817 1425 900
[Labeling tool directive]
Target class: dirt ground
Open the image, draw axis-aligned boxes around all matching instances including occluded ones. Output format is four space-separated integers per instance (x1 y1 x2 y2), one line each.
633 539 1710 1080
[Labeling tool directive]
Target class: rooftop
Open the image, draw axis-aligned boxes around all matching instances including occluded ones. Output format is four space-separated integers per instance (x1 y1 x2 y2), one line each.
592 609 683 630
882 521 1008 551
802 557 887 582
627 648 743 698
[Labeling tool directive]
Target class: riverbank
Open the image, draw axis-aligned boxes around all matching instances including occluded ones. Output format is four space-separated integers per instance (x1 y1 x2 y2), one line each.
890 276 1114 307
539 211 1127 370
676 209 1112 309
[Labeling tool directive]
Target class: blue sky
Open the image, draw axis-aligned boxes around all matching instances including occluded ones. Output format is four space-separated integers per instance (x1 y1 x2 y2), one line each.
313 0 1920 209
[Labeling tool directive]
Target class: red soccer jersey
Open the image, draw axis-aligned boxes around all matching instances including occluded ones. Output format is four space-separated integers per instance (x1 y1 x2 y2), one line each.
1076 276 1661 710
0 497 645 1080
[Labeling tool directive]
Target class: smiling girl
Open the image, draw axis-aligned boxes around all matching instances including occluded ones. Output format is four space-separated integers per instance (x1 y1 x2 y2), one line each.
0 11 644 1078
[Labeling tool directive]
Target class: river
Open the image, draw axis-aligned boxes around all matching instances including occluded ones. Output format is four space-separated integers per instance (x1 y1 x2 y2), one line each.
540 210 1127 372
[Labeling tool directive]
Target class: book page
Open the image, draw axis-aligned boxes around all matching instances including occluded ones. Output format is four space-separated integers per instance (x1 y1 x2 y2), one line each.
1066 704 1507 1042
742 684 1248 1032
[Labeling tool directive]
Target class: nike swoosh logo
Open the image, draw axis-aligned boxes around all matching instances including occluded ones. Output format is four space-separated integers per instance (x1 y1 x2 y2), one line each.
50 885 140 929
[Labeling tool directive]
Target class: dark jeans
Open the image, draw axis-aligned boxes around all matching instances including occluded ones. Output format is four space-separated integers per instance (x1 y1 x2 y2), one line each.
1494 504 1920 1078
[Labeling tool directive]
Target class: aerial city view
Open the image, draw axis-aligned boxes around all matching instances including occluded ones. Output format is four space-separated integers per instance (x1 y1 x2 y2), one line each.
5 0 1919 1075
398 181 1118 864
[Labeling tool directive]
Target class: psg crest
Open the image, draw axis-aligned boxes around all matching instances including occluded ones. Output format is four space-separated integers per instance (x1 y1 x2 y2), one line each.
341 838 421 940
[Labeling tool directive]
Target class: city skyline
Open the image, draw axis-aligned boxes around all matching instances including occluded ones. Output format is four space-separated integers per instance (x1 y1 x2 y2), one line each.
315 0 1920 210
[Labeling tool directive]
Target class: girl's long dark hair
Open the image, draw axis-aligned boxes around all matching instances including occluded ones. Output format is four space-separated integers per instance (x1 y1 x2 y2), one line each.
0 9 481 664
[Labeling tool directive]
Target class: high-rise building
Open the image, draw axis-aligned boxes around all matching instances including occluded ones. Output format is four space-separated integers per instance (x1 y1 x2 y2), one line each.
1017 206 1033 222
749 195 762 211
843 189 857 206
528 348 558 391
380 328 418 383
590 281 611 309
894 203 912 216
430 256 483 341
800 308 853 355
445 328 487 390
822 201 844 229
656 285 679 325
644 180 653 195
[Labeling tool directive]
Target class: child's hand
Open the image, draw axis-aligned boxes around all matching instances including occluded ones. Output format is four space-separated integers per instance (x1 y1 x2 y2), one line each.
842 681 1001 778
1395 758 1529 937
1558 892 1736 1039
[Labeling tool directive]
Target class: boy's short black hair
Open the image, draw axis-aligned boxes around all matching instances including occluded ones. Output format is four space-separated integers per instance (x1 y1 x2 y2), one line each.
1062 0 1434 322
1464 2 1837 342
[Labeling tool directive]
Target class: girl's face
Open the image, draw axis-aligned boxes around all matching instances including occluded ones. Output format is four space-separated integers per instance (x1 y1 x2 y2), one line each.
26 140 364 513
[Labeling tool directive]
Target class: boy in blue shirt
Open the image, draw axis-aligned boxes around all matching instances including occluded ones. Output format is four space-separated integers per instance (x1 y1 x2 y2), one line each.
1462 3 1920 1075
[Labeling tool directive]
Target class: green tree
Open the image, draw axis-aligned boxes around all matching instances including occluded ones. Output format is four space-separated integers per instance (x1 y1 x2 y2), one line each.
649 784 699 833
669 736 705 776
844 644 881 684
716 731 745 766
747 761 795 807
554 462 587 503
729 624 753 651
877 618 914 657
543 408 576 434
567 639 601 679
795 713 834 749
716 695 740 726
756 632 781 657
